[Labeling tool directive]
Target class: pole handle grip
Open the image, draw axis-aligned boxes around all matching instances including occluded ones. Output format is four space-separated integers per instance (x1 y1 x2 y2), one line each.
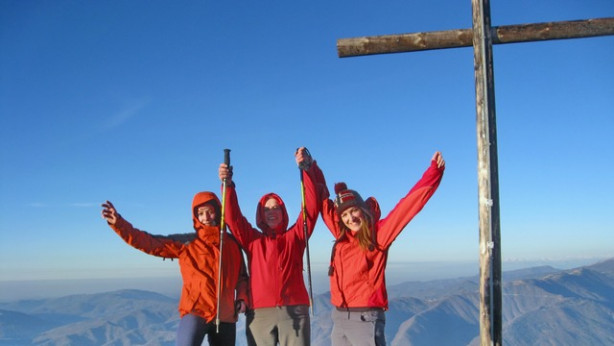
224 149 231 166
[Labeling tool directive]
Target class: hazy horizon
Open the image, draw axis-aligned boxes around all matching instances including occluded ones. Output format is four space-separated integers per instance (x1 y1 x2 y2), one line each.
2 256 608 303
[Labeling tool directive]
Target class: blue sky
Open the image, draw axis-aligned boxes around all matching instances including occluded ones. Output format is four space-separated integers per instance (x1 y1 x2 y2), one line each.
1 0 613 294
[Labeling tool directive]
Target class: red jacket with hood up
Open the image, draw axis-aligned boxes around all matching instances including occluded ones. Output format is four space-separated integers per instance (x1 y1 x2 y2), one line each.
223 162 328 309
108 192 248 322
322 160 444 310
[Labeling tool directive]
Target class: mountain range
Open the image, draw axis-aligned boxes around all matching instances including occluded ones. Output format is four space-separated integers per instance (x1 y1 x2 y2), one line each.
1 258 612 345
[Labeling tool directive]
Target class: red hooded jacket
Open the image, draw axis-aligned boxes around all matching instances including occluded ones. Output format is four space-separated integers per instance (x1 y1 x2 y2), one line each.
322 160 444 310
223 162 328 308
108 192 248 322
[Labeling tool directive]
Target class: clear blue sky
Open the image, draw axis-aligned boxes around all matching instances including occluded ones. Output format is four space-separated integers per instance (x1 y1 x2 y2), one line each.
1 0 612 290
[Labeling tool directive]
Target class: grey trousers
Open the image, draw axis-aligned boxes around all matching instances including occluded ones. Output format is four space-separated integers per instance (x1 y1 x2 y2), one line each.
246 305 310 346
331 308 386 346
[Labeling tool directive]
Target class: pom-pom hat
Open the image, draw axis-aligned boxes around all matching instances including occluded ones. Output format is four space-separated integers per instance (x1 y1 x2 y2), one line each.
334 182 366 215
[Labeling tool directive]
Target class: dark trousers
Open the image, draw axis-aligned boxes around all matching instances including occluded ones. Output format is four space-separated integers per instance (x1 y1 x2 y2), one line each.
176 313 236 346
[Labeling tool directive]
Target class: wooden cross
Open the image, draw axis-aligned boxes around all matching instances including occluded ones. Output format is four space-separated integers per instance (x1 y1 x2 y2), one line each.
336 1 614 345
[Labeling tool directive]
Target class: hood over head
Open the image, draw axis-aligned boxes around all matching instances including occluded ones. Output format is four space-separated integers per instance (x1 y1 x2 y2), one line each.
365 196 381 222
256 192 289 237
192 191 222 231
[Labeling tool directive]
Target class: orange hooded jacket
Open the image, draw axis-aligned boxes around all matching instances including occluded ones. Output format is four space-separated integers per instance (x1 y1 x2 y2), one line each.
322 160 444 310
108 191 248 323
222 161 329 308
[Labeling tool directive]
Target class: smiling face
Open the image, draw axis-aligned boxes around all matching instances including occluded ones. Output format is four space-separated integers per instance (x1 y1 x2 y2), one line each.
340 206 364 233
263 197 283 230
197 204 217 226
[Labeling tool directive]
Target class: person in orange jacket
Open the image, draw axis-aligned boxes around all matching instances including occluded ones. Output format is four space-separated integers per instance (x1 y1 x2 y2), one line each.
218 147 329 346
101 191 248 346
321 151 445 346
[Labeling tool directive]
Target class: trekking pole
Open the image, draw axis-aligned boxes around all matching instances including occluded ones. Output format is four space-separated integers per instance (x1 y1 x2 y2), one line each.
298 148 315 316
216 148 231 333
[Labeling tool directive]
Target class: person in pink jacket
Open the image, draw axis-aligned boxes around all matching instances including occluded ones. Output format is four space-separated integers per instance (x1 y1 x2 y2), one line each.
218 147 329 346
321 151 445 346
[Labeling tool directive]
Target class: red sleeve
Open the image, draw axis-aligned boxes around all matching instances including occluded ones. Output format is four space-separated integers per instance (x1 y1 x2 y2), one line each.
321 198 342 239
311 160 341 239
222 183 261 248
109 217 183 258
376 160 444 248
292 161 330 241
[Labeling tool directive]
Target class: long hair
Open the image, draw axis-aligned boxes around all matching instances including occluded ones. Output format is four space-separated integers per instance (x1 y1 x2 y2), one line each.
338 207 375 251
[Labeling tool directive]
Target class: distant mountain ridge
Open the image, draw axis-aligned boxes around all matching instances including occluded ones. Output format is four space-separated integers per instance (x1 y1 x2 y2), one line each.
0 290 178 346
1 258 612 345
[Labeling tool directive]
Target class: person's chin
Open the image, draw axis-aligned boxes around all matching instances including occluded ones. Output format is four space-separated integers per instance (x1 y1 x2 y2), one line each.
347 225 361 232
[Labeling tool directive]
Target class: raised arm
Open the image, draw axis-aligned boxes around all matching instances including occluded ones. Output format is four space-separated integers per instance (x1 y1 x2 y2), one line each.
219 164 261 247
321 198 343 239
292 147 330 241
375 151 445 248
101 201 183 258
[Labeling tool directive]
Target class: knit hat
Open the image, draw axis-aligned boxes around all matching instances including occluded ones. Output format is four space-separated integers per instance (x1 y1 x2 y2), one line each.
334 182 366 215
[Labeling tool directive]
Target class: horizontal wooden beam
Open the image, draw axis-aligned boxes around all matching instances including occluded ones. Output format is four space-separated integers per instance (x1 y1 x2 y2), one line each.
337 17 614 57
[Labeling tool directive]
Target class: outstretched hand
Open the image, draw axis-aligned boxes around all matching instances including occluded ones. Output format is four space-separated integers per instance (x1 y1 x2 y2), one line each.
432 151 445 169
101 201 119 225
219 163 233 184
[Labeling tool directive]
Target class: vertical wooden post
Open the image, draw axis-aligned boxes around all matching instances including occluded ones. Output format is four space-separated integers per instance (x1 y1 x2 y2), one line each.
471 0 502 345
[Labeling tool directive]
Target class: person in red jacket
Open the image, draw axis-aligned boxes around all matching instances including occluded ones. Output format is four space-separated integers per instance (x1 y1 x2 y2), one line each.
100 192 248 346
218 147 329 346
321 151 445 346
